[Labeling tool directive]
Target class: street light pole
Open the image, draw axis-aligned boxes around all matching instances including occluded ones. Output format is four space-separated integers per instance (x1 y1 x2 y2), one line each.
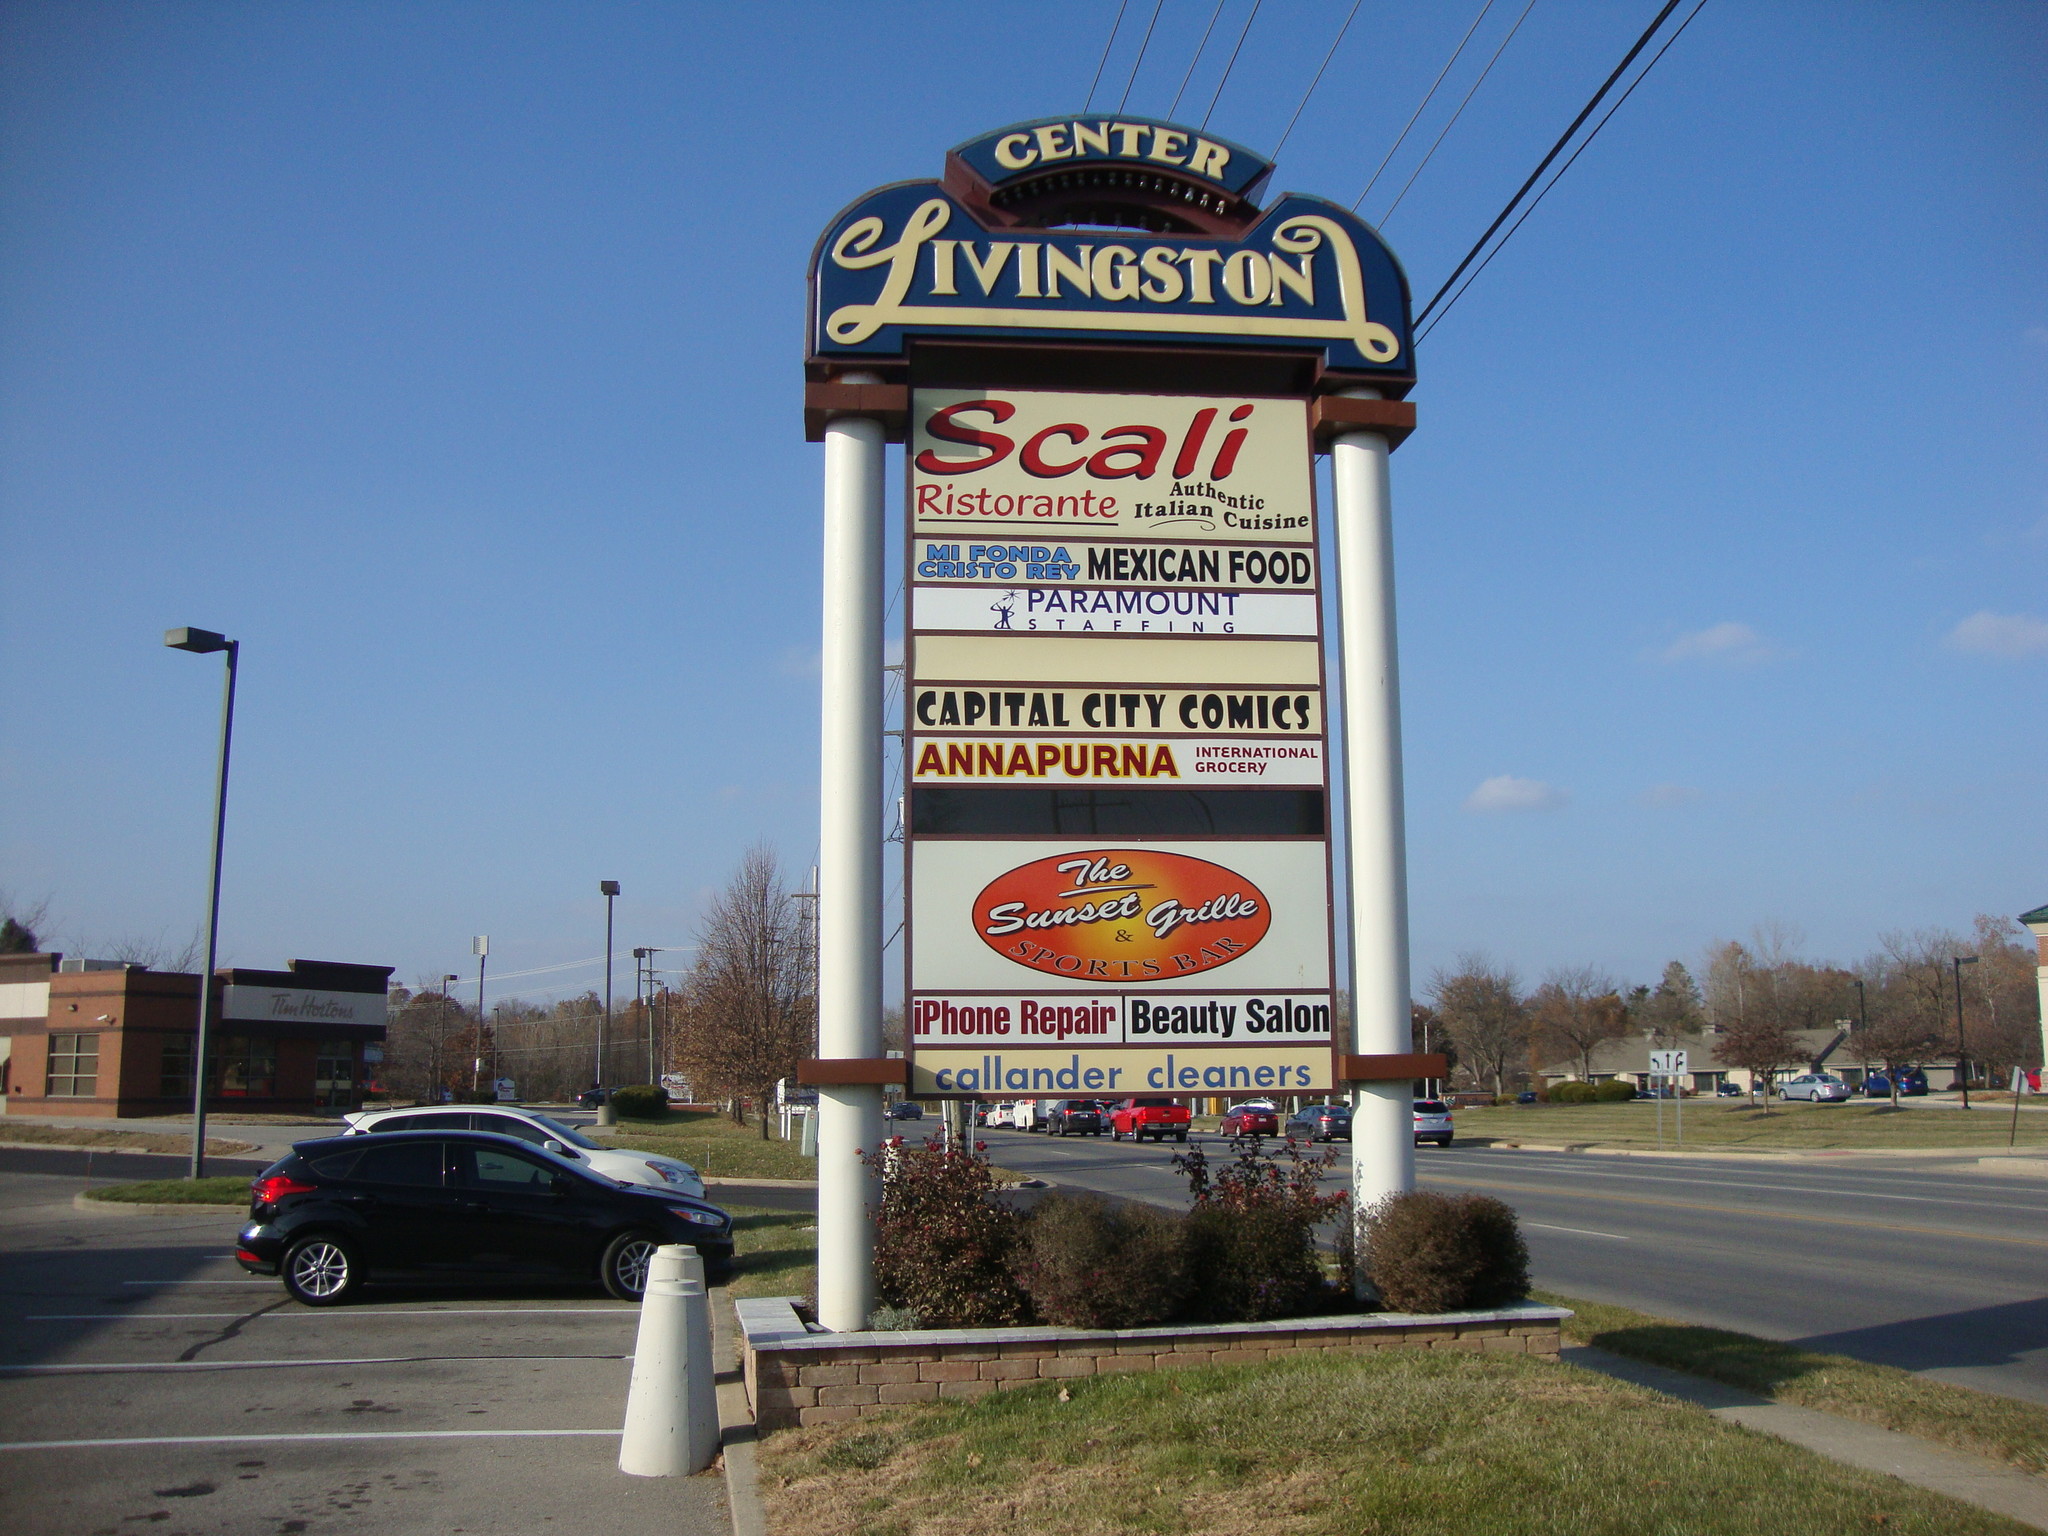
472 936 490 1097
164 627 238 1181
599 882 620 1090
1953 955 1979 1109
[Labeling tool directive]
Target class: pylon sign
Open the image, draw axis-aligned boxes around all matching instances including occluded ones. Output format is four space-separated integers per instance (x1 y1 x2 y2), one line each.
807 116 1415 1102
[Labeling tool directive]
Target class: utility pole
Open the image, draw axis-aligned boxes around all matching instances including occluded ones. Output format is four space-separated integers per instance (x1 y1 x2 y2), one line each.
471 936 489 1096
599 882 620 1091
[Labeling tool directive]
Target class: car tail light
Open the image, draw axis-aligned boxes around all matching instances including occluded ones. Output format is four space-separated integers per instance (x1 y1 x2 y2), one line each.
251 1175 316 1205
235 1247 264 1264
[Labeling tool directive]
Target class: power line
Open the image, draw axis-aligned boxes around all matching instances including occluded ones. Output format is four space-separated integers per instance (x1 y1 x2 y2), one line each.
1082 0 1132 111
1412 0 1687 329
1271 0 1363 161
1200 0 1264 130
1375 0 1539 226
1416 0 1709 341
1116 0 1170 115
1168 0 1229 120
1353 0 1498 212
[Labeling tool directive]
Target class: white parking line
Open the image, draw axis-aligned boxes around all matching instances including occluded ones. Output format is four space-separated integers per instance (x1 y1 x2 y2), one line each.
26 1308 636 1321
1 1354 629 1374
121 1280 272 1286
1524 1221 1631 1241
0 1429 619 1451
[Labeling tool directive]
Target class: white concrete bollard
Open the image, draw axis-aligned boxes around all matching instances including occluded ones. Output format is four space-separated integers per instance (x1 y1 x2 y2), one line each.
618 1244 720 1476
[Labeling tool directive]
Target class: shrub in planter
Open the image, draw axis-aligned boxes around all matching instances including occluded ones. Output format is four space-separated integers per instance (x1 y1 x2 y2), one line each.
1360 1190 1530 1313
866 1136 1028 1328
1012 1193 1185 1328
1551 1080 1597 1104
1172 1136 1348 1323
608 1084 670 1120
1594 1079 1638 1102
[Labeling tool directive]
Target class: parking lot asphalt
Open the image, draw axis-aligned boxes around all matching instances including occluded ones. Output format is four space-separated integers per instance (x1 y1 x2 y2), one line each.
978 1124 2048 1408
0 1161 730 1536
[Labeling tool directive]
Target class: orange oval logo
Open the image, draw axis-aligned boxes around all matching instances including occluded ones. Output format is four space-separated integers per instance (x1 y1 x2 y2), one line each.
973 848 1271 982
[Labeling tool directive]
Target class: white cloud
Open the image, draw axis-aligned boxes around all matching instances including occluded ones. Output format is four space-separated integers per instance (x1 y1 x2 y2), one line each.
1636 782 1702 808
1654 621 1775 666
1944 610 2048 659
1465 775 1568 814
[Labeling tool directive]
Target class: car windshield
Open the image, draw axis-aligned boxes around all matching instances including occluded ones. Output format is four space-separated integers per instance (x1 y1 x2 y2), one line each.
530 1114 603 1151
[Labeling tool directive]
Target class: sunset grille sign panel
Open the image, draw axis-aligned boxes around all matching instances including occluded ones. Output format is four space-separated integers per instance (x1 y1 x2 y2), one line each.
906 387 1336 1097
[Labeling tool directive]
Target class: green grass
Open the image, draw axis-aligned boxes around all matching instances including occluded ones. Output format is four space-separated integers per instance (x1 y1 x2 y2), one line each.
1456 1099 2048 1152
0 1123 258 1156
83 1176 251 1205
608 1108 819 1180
762 1347 2030 1536
723 1202 818 1301
1540 1288 2048 1476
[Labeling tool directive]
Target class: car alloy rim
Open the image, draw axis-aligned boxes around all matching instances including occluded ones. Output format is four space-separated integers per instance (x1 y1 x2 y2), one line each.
291 1242 349 1297
616 1238 658 1293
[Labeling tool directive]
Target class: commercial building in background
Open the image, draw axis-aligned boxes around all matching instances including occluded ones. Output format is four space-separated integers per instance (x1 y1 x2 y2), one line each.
0 951 390 1118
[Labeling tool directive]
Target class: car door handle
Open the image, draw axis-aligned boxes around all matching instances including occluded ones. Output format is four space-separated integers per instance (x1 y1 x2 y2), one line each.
458 1199 491 1214
344 1194 377 1207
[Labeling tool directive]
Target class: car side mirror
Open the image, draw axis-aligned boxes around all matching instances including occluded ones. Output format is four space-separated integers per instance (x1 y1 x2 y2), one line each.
543 1139 566 1154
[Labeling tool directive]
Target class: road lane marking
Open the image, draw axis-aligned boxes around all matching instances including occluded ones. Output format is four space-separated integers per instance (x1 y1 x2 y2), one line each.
25 1308 636 1321
121 1280 273 1286
1523 1222 1630 1241
1444 1158 2048 1211
0 1429 619 1451
0 1354 630 1374
1418 1174 2048 1248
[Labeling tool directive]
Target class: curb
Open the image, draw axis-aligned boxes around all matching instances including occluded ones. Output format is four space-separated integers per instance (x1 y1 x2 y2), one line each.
72 1192 244 1215
1 1137 260 1158
711 1291 767 1536
702 1177 818 1190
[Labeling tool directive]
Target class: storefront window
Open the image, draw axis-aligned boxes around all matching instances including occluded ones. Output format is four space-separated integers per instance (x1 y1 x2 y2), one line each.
46 1033 100 1098
160 1035 195 1099
314 1040 357 1108
216 1035 277 1098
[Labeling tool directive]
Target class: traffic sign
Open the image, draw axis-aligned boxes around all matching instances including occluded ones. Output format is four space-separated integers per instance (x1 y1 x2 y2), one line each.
1649 1049 1688 1076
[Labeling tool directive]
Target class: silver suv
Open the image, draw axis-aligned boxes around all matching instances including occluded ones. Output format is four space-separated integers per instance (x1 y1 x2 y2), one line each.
342 1105 704 1196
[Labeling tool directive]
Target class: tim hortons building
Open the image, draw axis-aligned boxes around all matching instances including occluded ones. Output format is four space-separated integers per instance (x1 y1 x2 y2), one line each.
0 951 390 1118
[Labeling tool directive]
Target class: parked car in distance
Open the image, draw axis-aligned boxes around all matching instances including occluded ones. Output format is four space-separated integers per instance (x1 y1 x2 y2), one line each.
885 1102 924 1120
983 1102 1015 1128
1283 1102 1352 1141
1010 1100 1045 1131
1716 1081 1745 1096
970 1102 994 1126
1864 1069 1929 1097
1044 1100 1105 1136
1413 1098 1454 1147
577 1086 610 1108
1220 1102 1280 1136
342 1104 704 1197
235 1130 733 1306
1779 1073 1851 1103
1109 1097 1191 1142
1515 1090 1541 1105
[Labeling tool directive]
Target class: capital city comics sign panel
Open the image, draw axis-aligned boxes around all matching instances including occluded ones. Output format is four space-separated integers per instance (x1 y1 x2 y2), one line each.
910 685 1323 736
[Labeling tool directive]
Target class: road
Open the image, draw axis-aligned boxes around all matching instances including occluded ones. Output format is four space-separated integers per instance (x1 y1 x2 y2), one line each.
978 1125 2048 1407
0 1151 729 1536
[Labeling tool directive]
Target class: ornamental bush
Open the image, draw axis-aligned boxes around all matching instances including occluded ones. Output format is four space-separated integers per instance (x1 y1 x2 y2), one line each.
1594 1079 1639 1102
1011 1192 1185 1329
1360 1190 1530 1314
1172 1135 1348 1323
608 1084 670 1120
867 1136 1028 1328
1551 1080 1597 1104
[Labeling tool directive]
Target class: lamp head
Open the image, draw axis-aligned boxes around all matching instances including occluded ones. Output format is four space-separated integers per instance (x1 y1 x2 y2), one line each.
164 627 233 654
600 880 621 897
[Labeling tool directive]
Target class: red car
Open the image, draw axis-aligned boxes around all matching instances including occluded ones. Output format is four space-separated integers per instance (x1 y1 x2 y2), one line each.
1219 1101 1279 1136
1108 1096 1191 1143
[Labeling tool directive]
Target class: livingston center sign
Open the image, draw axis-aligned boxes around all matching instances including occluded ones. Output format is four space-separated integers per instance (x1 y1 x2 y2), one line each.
805 114 1423 1113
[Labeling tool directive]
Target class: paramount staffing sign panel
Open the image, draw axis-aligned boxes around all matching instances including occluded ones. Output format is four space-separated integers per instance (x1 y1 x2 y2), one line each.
905 384 1338 1098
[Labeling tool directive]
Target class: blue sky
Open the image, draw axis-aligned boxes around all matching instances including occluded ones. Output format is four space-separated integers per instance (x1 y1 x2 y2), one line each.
2 0 2042 1006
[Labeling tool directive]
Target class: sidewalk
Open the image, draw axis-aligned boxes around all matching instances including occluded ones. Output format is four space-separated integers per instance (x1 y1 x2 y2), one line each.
1566 1346 2048 1531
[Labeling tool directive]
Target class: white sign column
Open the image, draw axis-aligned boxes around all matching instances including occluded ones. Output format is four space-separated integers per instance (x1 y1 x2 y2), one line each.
815 374 887 1334
1331 389 1415 1270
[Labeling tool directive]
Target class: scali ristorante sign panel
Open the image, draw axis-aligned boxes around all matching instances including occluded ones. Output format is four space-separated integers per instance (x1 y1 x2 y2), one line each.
817 115 1417 1099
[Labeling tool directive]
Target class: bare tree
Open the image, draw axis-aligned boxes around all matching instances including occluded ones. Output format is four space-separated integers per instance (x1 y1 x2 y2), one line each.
0 892 51 955
675 847 815 1138
1968 914 2042 1084
1530 965 1627 1083
1717 1016 1806 1101
1428 955 1526 1097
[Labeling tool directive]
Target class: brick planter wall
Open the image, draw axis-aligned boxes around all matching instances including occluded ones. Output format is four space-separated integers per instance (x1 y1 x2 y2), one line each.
736 1297 1570 1432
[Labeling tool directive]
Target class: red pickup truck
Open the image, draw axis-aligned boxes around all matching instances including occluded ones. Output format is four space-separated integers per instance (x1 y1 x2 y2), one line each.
1109 1096 1191 1143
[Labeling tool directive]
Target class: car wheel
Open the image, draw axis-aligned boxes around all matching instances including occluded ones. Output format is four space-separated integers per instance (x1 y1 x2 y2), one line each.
600 1230 663 1301
1175 1130 1188 1143
281 1234 360 1307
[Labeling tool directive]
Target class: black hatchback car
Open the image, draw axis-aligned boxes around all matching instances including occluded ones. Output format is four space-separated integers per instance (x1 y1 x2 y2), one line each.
234 1130 734 1306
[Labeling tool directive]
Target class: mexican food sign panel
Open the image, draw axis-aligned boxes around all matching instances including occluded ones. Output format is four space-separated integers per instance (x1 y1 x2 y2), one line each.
905 383 1336 1097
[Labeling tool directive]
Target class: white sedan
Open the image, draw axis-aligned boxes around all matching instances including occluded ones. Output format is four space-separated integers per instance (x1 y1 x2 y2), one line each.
342 1105 705 1196
1779 1073 1850 1103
